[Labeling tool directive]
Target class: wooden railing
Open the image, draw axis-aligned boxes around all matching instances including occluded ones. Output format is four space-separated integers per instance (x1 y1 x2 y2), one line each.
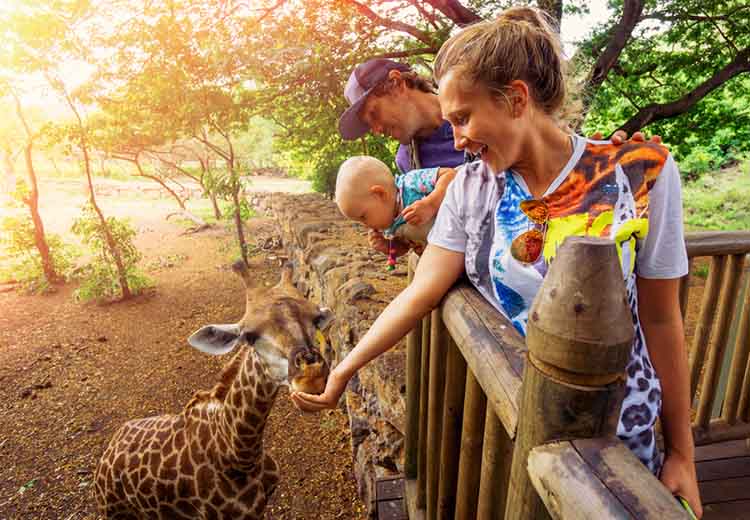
402 231 750 520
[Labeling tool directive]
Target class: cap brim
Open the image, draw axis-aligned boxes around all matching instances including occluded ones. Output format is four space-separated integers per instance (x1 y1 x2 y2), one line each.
338 88 374 140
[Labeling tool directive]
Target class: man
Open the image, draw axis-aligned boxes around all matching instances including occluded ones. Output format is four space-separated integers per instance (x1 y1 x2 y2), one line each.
339 59 466 174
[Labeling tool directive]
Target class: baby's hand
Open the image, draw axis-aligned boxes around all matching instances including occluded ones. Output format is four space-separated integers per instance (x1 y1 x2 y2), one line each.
402 199 437 226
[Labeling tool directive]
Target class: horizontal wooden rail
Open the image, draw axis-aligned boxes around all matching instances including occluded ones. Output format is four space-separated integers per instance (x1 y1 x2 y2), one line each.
528 438 688 520
440 284 525 438
685 231 750 258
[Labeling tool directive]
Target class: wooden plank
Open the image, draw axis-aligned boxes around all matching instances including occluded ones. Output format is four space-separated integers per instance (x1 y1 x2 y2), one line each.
455 371 487 520
722 268 750 422
437 338 467 519
697 254 745 427
694 438 750 462
572 438 689 519
703 500 750 520
699 476 750 504
426 309 448 520
376 477 405 501
527 441 632 520
416 313 431 509
689 255 727 397
442 283 525 439
377 499 408 520
477 409 513 520
696 456 750 481
685 231 750 258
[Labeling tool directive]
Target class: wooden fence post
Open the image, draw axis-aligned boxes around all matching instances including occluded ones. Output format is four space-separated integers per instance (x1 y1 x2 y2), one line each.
405 253 422 479
504 236 635 520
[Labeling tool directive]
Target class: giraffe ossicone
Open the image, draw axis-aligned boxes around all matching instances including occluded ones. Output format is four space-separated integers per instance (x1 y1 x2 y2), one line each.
95 260 333 519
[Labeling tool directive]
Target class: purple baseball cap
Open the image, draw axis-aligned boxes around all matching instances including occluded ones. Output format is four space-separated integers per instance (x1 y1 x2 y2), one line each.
338 59 412 140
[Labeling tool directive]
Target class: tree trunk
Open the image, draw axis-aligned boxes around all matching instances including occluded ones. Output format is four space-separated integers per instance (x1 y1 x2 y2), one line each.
537 0 563 26
231 175 248 266
10 89 59 285
209 190 222 219
579 0 645 122
22 143 59 285
82 142 132 299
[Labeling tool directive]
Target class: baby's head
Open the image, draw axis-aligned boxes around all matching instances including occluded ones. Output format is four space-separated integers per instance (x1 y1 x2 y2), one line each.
335 156 399 231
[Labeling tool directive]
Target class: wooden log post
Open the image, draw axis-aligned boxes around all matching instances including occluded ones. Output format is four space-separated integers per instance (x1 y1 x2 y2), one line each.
426 309 449 519
437 337 467 518
455 372 487 520
416 311 432 509
477 409 513 520
405 254 422 479
504 237 635 520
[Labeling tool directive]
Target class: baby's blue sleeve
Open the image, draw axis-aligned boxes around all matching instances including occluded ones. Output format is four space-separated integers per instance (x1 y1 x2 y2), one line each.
399 167 439 207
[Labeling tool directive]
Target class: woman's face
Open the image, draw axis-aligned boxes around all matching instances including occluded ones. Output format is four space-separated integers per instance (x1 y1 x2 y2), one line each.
438 69 524 174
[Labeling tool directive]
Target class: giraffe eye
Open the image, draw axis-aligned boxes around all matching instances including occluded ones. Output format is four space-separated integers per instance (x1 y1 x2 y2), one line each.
242 331 258 344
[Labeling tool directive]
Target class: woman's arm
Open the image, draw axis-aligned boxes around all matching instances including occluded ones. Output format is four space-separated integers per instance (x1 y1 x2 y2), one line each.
291 244 466 411
636 276 702 518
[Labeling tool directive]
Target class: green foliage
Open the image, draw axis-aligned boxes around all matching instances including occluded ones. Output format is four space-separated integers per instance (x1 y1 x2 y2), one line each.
693 263 709 279
70 203 151 302
578 1 750 175
682 159 750 231
0 182 78 292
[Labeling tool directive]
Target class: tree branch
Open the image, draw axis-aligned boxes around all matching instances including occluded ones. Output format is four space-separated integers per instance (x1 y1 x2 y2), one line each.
370 47 440 59
424 0 481 27
642 4 750 23
343 0 434 44
618 46 750 134
581 0 645 120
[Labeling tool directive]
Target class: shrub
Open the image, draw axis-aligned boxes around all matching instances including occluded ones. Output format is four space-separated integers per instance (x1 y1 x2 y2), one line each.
0 185 78 292
71 203 152 302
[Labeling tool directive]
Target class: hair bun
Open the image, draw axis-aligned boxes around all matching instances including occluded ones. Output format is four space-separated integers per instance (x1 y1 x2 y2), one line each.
497 6 557 32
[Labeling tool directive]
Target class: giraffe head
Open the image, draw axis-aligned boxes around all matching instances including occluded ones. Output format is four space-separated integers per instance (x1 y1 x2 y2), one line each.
188 260 332 394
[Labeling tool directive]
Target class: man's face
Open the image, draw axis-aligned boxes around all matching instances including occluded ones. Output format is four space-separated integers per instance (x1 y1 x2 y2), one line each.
359 88 421 145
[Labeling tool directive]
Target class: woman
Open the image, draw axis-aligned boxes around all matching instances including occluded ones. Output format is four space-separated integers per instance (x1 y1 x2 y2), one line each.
292 6 701 516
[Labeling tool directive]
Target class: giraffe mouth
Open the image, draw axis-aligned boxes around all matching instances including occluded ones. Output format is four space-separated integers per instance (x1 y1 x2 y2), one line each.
289 348 329 394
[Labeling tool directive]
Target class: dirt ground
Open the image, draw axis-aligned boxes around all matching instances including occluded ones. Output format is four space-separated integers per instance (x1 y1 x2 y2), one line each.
0 179 367 519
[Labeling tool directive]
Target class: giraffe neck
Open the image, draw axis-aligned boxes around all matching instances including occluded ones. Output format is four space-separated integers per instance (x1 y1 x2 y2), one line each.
214 347 280 469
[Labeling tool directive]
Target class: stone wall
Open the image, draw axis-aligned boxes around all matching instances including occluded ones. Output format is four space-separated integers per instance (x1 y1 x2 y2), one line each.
250 192 408 516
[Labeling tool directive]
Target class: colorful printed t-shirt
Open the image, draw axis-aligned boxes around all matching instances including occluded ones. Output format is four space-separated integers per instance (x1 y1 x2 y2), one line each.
383 167 438 241
428 136 689 473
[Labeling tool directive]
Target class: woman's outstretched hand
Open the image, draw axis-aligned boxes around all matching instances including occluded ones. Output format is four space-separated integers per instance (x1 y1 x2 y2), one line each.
290 368 349 412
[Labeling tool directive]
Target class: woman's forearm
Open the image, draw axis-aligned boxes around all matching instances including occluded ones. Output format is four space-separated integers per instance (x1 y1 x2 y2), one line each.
637 276 694 458
645 319 694 457
335 245 465 380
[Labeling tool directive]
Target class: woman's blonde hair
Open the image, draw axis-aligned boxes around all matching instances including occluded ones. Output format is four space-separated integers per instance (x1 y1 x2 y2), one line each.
434 6 566 117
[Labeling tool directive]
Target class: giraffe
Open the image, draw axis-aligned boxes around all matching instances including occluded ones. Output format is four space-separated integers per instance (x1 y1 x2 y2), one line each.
94 260 333 519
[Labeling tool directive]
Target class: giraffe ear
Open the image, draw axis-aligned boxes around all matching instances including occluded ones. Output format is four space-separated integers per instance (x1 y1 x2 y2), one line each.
188 324 242 356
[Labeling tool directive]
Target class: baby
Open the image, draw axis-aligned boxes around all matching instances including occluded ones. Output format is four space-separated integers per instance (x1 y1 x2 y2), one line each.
335 156 456 253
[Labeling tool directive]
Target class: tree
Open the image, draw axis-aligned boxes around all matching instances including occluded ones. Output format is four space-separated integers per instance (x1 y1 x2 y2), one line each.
576 0 750 137
97 0 265 264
